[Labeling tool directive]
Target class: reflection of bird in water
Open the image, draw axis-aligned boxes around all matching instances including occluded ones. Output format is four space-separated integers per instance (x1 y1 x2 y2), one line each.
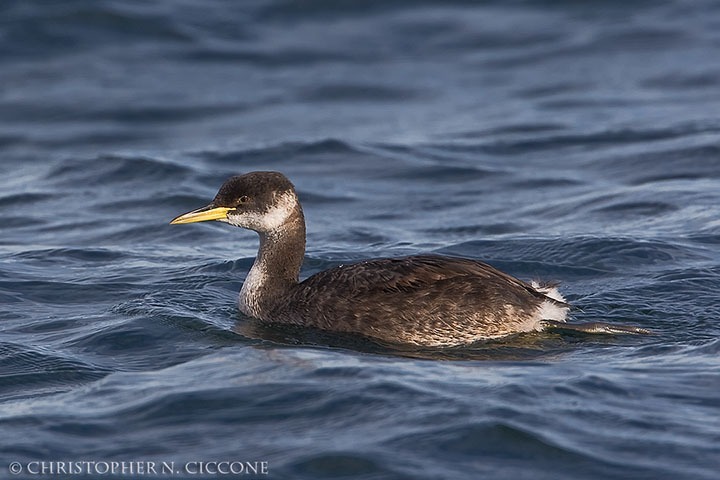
171 171 648 347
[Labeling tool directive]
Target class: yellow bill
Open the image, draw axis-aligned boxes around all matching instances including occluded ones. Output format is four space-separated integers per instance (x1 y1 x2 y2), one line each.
170 205 232 225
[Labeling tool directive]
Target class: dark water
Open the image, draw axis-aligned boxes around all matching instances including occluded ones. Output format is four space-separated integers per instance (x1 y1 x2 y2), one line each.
2 1 720 478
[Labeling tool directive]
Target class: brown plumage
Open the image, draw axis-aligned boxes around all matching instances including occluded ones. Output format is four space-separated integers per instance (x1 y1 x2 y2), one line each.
272 255 569 345
170 171 576 347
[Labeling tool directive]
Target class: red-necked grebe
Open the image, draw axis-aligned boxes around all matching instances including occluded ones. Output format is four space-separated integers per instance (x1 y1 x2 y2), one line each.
170 171 648 346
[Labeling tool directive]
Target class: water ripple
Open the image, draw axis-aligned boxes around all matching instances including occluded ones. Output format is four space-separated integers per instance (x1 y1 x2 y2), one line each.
2 1 720 479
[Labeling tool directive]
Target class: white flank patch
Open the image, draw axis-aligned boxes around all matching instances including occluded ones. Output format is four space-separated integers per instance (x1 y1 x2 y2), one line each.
531 281 569 327
531 280 566 303
536 299 569 323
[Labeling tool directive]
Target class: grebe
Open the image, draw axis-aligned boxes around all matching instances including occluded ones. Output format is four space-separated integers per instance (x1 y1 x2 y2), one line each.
171 171 648 346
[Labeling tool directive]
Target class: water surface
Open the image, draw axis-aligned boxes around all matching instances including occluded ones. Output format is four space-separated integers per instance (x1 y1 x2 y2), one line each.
1 1 719 479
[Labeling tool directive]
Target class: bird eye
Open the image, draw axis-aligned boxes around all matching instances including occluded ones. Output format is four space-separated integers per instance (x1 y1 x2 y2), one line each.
239 195 249 204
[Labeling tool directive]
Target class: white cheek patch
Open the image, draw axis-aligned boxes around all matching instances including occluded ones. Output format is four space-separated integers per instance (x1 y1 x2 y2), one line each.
261 192 296 230
227 192 297 231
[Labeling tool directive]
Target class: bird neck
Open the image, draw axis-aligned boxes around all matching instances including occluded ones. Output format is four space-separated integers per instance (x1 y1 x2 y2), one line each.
239 210 306 319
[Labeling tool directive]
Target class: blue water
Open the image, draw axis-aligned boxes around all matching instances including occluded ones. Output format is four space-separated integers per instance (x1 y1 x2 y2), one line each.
2 1 720 478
